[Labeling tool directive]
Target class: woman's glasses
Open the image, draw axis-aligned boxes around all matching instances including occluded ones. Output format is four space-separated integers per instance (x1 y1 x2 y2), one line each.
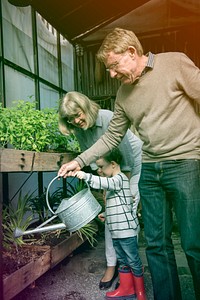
67 111 82 124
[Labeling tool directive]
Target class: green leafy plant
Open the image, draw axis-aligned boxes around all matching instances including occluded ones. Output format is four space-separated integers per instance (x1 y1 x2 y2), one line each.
77 222 98 247
0 100 80 152
2 191 35 250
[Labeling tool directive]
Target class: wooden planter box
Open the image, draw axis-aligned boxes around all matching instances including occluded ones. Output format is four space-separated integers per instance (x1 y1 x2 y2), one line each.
51 232 86 268
3 232 86 300
1 149 89 299
3 245 51 300
0 148 77 172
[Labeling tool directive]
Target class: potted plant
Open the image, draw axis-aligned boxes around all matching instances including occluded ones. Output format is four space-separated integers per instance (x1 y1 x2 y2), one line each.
0 100 80 172
2 189 102 300
2 190 51 300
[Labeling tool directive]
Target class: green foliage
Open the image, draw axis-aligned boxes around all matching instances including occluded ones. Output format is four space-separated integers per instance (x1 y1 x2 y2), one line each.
29 178 86 223
77 222 98 247
64 178 87 196
0 100 80 152
2 191 35 249
29 187 65 223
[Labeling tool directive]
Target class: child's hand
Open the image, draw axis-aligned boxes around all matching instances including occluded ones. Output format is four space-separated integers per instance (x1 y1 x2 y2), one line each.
74 171 87 180
98 213 105 222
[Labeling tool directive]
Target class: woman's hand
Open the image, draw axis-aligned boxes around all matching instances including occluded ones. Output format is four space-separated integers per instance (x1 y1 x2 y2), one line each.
58 160 81 178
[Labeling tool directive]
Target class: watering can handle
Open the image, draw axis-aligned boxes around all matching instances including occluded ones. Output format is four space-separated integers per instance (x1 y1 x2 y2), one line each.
46 175 60 215
46 175 90 215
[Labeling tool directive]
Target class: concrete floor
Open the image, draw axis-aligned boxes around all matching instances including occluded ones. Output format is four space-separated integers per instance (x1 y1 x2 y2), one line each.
12 227 195 300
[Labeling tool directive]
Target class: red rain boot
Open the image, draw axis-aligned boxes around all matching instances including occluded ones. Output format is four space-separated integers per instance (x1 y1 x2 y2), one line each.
106 268 136 300
133 274 147 300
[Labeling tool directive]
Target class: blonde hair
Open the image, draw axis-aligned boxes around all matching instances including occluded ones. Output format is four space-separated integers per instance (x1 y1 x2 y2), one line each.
58 91 100 134
97 27 143 62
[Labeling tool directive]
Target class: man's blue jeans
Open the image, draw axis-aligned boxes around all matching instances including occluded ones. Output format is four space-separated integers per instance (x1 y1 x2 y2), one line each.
139 159 200 300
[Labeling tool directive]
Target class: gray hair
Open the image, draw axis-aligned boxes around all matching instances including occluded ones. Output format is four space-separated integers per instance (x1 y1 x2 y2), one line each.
97 27 143 62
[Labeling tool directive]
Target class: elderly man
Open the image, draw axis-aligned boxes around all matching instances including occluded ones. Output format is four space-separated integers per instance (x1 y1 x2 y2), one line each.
58 28 200 300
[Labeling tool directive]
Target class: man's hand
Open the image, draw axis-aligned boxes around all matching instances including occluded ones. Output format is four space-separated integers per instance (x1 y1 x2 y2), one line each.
58 160 81 178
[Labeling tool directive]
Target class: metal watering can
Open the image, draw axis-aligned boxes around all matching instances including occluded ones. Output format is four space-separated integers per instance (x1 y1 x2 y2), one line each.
14 175 102 238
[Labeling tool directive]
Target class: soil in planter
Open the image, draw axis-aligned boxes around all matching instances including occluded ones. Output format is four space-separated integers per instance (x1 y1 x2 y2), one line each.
3 230 70 278
2 245 48 278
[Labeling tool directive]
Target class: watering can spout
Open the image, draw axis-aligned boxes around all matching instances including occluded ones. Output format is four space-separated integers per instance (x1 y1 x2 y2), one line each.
14 223 67 238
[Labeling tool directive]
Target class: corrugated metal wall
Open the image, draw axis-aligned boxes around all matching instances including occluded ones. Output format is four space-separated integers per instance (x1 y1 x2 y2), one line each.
74 48 120 98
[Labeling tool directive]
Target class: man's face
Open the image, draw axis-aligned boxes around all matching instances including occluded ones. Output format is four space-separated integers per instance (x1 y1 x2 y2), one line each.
104 49 139 84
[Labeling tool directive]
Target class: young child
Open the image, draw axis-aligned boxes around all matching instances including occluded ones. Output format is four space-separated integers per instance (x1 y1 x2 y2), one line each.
74 148 146 300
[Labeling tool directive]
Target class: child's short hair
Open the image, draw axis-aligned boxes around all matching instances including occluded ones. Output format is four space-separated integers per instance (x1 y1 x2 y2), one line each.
102 148 122 165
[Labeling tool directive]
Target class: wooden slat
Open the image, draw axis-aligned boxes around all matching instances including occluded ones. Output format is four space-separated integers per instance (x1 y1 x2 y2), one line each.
33 151 77 172
0 149 77 172
3 249 51 300
0 149 34 172
51 232 86 268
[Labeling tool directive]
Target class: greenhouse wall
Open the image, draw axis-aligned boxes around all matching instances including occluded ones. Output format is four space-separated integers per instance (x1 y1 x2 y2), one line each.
0 0 75 208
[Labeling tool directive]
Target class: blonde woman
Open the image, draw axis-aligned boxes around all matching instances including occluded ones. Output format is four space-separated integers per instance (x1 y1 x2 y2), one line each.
58 91 142 290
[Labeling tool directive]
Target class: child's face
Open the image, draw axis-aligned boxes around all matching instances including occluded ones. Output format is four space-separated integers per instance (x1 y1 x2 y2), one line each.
96 158 113 177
